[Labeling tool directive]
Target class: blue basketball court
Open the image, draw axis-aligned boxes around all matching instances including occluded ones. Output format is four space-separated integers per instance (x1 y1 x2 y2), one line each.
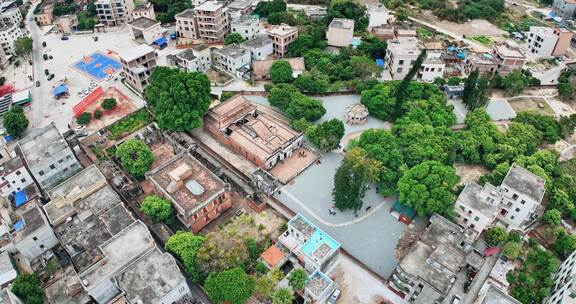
73 52 122 80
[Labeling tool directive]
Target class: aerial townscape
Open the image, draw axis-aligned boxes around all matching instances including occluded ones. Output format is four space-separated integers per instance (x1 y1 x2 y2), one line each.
2 0 576 303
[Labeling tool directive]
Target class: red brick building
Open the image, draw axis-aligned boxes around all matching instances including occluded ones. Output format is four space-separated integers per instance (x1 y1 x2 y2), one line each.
147 152 231 233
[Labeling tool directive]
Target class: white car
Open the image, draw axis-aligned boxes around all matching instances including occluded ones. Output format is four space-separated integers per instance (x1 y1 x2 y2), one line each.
328 289 340 304
76 125 86 131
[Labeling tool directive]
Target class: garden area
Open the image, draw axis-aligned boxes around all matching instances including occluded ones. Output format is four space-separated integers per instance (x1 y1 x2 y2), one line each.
507 96 555 116
75 87 140 132
468 35 493 47
107 108 152 140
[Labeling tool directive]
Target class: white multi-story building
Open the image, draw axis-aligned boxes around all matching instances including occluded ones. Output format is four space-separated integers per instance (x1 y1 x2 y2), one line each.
213 43 251 76
194 1 230 43
17 123 82 191
367 4 389 29
241 35 273 60
266 23 298 57
231 15 260 40
127 17 162 44
11 203 59 260
0 22 22 54
131 2 155 20
455 163 546 236
547 250 576 304
119 44 158 93
0 8 22 26
327 18 354 47
385 37 422 80
553 0 576 19
418 52 445 82
168 46 213 73
175 9 196 39
0 157 34 197
95 0 135 26
526 26 573 58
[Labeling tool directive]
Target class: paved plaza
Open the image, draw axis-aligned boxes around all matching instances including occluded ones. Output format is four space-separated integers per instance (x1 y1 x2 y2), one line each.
246 94 425 278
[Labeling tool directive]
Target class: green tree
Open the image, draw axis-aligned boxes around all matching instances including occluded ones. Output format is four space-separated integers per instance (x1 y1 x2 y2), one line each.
271 288 294 304
552 228 576 259
542 209 562 226
76 112 91 125
254 0 286 17
255 275 275 299
270 60 293 84
356 34 387 59
145 67 211 131
204 268 256 304
394 49 427 115
485 226 508 246
558 82 573 100
115 139 154 178
306 119 345 152
513 112 561 144
101 98 117 110
462 70 491 110
287 269 308 291
285 95 326 122
150 0 191 22
268 11 297 25
502 241 521 259
332 148 380 212
224 33 245 45
291 117 312 132
397 160 458 217
327 0 368 31
447 77 461 86
141 195 173 223
93 109 102 119
3 106 28 137
349 56 380 80
14 37 33 58
165 231 204 282
12 274 43 304
502 70 529 96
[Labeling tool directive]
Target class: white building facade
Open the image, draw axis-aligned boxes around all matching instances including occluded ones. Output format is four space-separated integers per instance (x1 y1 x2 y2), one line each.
231 15 260 40
385 37 421 80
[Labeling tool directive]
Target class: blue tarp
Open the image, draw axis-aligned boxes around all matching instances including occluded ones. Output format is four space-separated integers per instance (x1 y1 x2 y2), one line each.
154 37 168 46
13 219 24 232
375 58 384 68
447 46 458 52
14 190 27 207
3 135 13 142
456 51 466 59
52 84 68 97
548 11 557 18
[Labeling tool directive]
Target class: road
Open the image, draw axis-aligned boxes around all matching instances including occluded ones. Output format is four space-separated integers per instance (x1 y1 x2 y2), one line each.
25 1 50 131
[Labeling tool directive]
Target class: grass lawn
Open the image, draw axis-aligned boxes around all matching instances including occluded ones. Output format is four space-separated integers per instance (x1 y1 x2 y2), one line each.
416 28 432 40
508 96 555 116
107 108 152 140
469 35 493 46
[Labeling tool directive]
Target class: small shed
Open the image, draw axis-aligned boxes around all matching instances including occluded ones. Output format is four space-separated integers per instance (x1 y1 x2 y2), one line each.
344 103 369 125
12 90 31 105
390 201 416 225
52 84 69 98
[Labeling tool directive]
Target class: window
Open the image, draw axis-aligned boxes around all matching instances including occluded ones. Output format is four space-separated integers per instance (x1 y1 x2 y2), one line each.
399 60 404 65
32 236 38 241
520 200 526 205
515 208 520 212
512 193 518 200
39 244 45 249
49 164 56 170
15 171 20 175
20 178 25 183
459 205 465 211
474 216 480 221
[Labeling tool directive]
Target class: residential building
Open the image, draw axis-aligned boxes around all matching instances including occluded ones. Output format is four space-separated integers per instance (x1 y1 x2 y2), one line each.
527 26 573 57
367 3 389 29
0 22 21 54
131 2 155 20
17 123 82 191
213 43 251 76
11 203 59 260
492 41 527 75
385 37 422 80
128 17 162 44
303 6 326 20
194 1 230 43
168 49 201 72
371 25 395 41
231 15 260 40
553 0 576 20
34 4 53 26
0 8 21 26
0 251 16 287
327 18 354 47
44 165 192 304
175 9 197 39
95 0 135 26
547 249 576 304
305 270 336 304
204 95 304 170
241 35 273 60
465 52 498 75
43 266 91 303
147 152 232 233
54 14 78 34
418 51 445 82
227 0 253 20
389 214 479 302
0 288 23 304
0 156 34 197
278 214 340 273
190 44 212 72
266 23 298 57
251 57 304 80
118 44 158 93
475 283 522 304
455 163 546 235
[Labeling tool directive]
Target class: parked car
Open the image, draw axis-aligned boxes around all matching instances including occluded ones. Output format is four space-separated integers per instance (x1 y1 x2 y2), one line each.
76 130 88 137
328 289 341 304
47 74 55 81
35 81 40 87
61 35 69 41
452 296 461 304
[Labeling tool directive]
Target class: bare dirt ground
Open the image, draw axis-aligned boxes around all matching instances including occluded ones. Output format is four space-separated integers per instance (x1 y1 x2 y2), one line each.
508 96 555 116
455 163 490 185
419 10 506 37
395 225 420 260
76 86 138 131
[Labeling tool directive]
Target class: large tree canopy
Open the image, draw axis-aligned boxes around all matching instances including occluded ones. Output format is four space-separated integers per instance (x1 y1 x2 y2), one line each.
397 160 458 217
165 231 205 282
140 195 173 223
116 139 154 178
12 274 43 304
204 268 255 304
3 106 29 137
270 60 293 84
145 67 211 131
306 119 345 152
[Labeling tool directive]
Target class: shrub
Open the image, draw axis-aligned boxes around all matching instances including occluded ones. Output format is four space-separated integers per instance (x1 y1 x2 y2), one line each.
101 98 117 110
93 109 102 119
76 112 91 125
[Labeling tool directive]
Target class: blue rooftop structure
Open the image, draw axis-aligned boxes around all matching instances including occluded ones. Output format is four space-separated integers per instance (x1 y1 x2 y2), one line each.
154 37 168 49
289 214 341 259
14 190 27 208
12 219 24 232
375 58 384 68
52 84 68 97
3 135 13 142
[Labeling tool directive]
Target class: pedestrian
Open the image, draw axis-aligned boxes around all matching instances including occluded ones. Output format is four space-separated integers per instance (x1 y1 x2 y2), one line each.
366 206 372 211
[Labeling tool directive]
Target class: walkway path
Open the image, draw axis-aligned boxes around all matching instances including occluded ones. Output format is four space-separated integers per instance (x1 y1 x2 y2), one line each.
407 16 491 52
